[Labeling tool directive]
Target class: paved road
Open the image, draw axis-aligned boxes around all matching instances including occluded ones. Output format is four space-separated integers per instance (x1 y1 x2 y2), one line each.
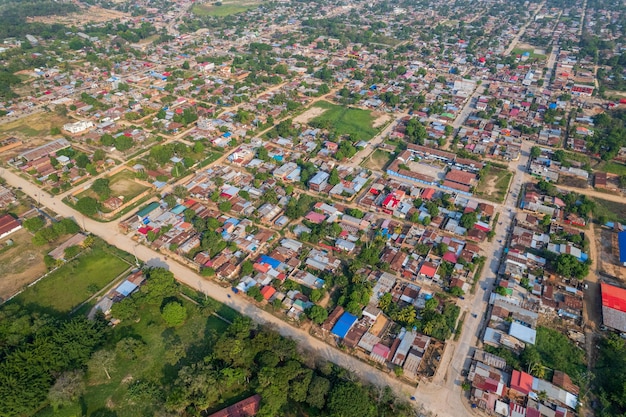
452 82 488 130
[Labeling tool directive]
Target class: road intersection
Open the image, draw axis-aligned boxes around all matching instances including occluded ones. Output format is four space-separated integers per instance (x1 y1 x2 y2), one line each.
1 123 532 417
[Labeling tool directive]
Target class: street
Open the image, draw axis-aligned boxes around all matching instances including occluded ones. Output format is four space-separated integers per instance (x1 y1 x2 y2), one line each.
0 135 532 417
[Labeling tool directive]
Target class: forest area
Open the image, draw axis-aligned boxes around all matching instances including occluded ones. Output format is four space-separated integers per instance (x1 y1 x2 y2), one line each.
0 267 418 417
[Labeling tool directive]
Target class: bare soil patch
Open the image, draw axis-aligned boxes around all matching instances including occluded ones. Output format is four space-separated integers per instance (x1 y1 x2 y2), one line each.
293 106 327 124
27 5 129 25
372 112 391 129
0 228 47 302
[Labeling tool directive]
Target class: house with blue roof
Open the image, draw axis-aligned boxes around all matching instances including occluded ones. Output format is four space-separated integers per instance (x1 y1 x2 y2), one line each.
331 312 358 338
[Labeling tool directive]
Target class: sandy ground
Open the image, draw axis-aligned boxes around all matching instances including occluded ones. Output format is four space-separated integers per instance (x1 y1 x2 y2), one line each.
0 229 47 302
293 107 327 124
27 6 129 25
372 112 391 128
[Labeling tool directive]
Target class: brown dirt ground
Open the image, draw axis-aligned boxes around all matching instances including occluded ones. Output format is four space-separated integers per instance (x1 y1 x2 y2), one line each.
372 112 391 129
0 228 47 301
27 6 129 25
293 107 327 124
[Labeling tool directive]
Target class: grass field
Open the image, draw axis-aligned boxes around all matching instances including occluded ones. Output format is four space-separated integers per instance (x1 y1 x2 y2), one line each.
362 149 394 171
12 246 130 314
592 197 626 223
191 0 260 17
76 169 149 212
597 161 626 176
0 113 72 138
310 101 378 141
108 169 149 201
511 47 546 60
473 166 512 203
34 299 231 417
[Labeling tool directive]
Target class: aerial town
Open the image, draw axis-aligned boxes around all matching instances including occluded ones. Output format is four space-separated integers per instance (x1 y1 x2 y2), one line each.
0 0 625 416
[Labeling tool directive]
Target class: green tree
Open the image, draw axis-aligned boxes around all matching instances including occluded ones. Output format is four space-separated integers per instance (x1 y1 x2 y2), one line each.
307 305 328 325
76 197 99 216
23 216 45 232
530 146 542 159
327 382 375 417
306 375 331 409
161 301 187 327
240 260 253 276
91 178 111 200
328 168 340 186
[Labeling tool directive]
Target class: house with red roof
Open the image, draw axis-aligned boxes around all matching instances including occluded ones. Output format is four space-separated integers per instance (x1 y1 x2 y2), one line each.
418 262 438 279
601 282 626 332
260 286 276 300
510 370 533 396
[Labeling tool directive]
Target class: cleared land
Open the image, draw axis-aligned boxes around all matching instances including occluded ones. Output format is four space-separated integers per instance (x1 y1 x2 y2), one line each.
12 246 130 313
293 106 327 124
0 228 47 302
511 46 547 60
108 169 150 201
362 149 394 171
592 197 626 224
26 5 128 25
0 113 73 140
310 101 378 141
473 165 512 203
597 161 626 176
76 169 150 212
191 0 261 17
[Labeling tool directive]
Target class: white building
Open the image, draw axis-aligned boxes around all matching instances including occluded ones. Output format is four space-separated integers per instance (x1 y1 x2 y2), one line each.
63 120 94 134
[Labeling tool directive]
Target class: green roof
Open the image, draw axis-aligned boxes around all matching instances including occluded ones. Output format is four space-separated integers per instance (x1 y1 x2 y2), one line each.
137 202 160 218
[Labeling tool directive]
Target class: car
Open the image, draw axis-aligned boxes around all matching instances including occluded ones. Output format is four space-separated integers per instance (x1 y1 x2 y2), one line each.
498 240 502 243
471 313 478 318
459 296 465 300
410 396 416 401
227 294 231 298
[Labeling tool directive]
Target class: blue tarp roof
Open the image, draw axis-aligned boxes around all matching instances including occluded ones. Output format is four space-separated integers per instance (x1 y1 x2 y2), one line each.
258 255 280 269
331 312 358 338
619 231 626 263
116 280 138 297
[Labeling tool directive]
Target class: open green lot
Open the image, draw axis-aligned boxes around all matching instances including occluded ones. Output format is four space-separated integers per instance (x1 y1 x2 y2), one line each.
362 149 394 171
473 165 512 203
0 113 72 138
108 169 150 201
511 47 546 60
191 0 260 17
310 101 378 141
12 246 130 314
592 196 626 223
597 161 626 176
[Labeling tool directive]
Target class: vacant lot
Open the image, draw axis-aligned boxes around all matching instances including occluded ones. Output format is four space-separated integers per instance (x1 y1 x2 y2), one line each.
597 161 626 176
0 112 72 139
12 246 130 313
191 0 260 16
310 101 378 141
108 169 149 201
592 197 626 224
0 228 47 302
473 165 512 203
362 149 394 171
511 47 546 60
